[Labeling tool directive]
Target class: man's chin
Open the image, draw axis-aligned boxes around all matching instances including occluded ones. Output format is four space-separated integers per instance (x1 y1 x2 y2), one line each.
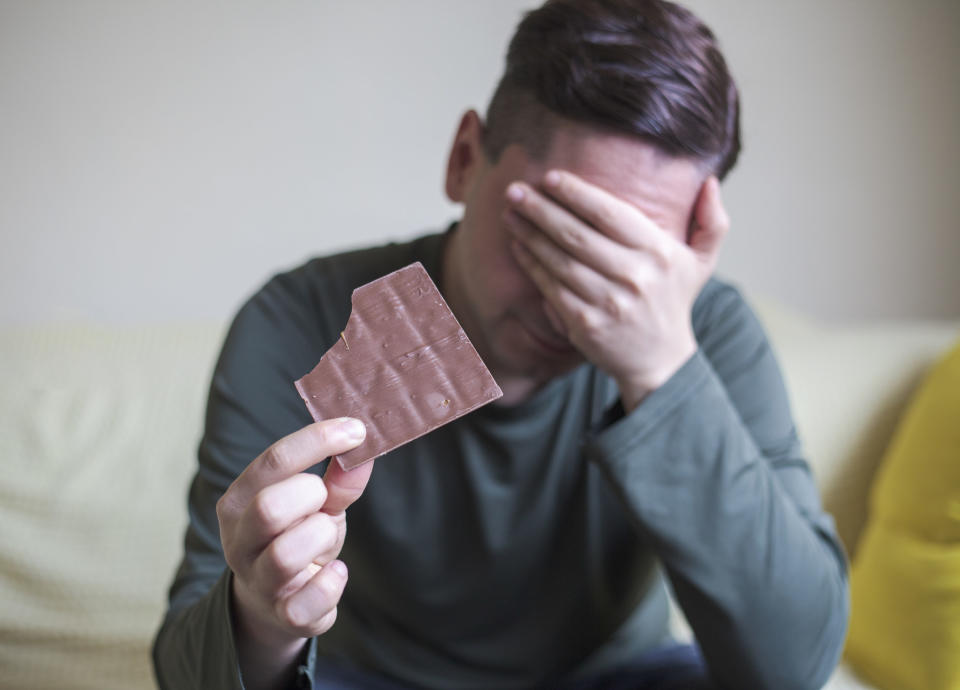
493 322 583 378
488 348 584 405
516 318 579 359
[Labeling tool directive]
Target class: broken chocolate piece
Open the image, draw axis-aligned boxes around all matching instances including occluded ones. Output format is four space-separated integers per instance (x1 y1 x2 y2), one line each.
295 262 503 470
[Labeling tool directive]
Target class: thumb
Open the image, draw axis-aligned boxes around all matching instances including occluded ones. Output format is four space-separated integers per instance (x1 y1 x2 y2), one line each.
321 456 376 515
688 176 729 265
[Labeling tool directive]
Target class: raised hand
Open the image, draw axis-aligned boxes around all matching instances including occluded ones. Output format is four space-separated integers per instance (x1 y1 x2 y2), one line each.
504 170 729 410
216 418 372 689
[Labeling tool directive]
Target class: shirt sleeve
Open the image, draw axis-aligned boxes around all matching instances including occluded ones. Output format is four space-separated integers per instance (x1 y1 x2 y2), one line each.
585 282 849 690
152 272 326 690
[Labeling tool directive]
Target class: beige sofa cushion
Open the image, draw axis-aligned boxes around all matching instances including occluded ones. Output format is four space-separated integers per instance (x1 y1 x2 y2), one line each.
751 299 959 557
0 324 223 690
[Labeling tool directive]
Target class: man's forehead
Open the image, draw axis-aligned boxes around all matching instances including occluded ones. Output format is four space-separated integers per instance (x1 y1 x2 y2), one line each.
542 121 693 175
532 122 704 230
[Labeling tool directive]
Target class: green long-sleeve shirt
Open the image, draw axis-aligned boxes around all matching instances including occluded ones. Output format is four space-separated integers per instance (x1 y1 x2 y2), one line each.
153 230 848 689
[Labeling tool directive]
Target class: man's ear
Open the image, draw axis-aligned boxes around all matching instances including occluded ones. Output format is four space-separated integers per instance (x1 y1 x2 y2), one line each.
444 110 486 203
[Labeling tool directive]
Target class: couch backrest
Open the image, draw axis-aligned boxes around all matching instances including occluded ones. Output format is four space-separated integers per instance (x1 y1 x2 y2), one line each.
0 323 225 690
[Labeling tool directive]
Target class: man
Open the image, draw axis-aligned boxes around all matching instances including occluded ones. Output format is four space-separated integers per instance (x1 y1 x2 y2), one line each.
154 1 849 688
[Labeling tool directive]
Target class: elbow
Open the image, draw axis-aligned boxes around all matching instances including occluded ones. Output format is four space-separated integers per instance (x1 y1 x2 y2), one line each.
720 564 850 690
805 580 850 690
765 572 851 690
771 532 851 690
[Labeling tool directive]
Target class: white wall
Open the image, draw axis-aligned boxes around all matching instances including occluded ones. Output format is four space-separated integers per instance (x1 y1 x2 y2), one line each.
1 0 957 325
692 0 960 321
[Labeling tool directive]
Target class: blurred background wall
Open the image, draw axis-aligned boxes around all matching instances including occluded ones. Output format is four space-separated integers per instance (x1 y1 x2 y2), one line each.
1 0 957 325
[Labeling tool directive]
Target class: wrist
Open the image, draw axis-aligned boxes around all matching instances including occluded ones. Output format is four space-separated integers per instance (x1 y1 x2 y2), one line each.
615 339 697 413
230 575 308 689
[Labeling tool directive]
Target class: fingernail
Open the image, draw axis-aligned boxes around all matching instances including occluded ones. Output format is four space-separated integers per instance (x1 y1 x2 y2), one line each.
338 418 366 442
329 560 348 577
506 183 524 203
544 170 562 187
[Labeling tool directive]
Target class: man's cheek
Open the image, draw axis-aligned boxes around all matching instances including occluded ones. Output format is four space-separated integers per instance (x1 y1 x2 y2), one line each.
495 241 538 298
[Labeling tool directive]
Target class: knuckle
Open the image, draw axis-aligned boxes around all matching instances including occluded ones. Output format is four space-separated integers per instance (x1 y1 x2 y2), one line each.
623 273 645 298
653 243 675 269
303 472 329 506
317 513 340 548
261 442 294 476
313 606 339 636
216 486 244 524
593 204 617 231
602 292 629 320
265 540 300 580
560 226 585 251
286 605 339 638
553 251 575 276
251 491 286 532
279 575 342 632
215 493 230 522
572 308 601 337
313 420 340 446
321 519 348 562
318 569 344 602
324 575 349 615
279 599 312 630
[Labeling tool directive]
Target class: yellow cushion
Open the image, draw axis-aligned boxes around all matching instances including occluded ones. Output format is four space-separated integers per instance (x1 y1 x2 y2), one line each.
845 338 960 690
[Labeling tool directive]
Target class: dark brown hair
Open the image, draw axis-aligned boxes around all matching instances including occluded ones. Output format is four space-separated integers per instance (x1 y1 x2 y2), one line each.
483 0 741 179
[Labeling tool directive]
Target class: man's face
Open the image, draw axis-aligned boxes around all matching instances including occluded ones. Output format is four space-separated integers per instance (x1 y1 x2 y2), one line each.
442 111 705 401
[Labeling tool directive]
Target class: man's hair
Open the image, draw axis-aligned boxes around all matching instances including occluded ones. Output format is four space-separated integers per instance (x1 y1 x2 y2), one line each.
482 0 741 179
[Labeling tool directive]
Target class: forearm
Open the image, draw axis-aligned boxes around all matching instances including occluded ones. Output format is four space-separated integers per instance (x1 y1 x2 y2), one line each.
589 352 848 690
153 569 245 690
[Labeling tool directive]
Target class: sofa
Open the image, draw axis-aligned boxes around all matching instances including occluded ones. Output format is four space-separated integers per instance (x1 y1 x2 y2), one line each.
1 297 957 689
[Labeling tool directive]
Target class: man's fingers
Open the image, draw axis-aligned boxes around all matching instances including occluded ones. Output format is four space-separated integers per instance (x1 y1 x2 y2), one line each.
321 457 376 515
507 181 626 269
236 472 330 557
276 560 348 638
254 510 343 593
511 240 595 336
230 418 366 506
505 209 609 305
539 170 667 252
505 178 674 284
688 176 729 263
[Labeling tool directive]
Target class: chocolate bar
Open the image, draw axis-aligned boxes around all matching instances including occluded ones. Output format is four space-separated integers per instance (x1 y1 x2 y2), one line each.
295 262 503 469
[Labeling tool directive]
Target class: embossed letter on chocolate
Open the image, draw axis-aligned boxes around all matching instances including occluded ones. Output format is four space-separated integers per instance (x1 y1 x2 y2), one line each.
295 262 503 470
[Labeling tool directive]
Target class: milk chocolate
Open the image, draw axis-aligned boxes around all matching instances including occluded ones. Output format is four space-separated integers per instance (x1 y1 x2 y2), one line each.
295 262 502 470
